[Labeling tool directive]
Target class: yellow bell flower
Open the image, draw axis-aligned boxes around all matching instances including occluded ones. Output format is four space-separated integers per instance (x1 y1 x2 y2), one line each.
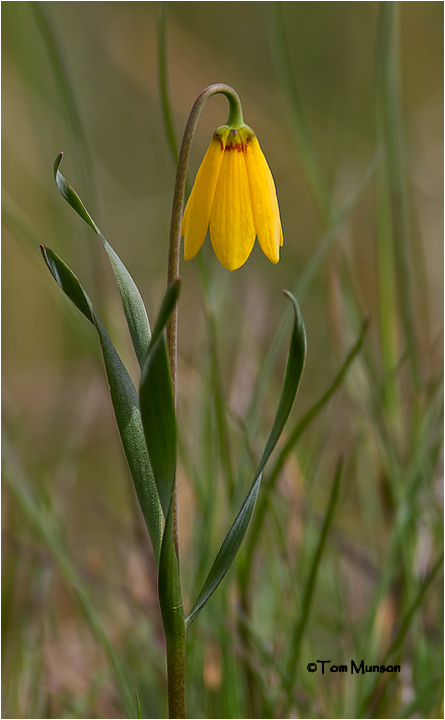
181 125 283 271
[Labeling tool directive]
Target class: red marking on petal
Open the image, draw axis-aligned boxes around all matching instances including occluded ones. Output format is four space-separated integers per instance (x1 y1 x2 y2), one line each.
225 142 244 152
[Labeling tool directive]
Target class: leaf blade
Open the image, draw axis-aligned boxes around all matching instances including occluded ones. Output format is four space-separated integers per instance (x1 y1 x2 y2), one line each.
54 152 151 366
41 245 163 561
139 280 180 517
185 473 262 629
256 290 307 477
186 290 306 627
158 502 185 639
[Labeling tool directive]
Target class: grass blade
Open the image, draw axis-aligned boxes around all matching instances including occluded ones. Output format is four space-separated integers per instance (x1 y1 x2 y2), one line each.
2 436 139 719
157 2 179 164
377 3 420 394
284 458 344 710
268 1 330 223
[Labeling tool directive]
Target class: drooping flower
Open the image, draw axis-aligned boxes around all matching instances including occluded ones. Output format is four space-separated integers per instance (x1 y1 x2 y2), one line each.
181 125 283 271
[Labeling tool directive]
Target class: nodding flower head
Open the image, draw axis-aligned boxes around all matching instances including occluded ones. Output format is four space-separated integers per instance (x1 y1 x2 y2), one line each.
181 124 283 271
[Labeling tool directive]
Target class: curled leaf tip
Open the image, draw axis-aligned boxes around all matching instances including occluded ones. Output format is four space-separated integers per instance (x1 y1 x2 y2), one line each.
54 152 64 177
40 244 49 262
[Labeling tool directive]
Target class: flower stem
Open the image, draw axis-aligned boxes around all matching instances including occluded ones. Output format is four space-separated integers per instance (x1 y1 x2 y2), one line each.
167 83 243 387
165 84 243 720
165 626 186 719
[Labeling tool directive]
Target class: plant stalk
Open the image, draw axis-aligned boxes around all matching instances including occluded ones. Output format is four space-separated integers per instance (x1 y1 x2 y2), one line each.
166 82 243 386
164 83 243 719
165 628 186 719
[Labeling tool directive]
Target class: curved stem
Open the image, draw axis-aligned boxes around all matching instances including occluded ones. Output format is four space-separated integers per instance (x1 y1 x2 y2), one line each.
164 83 243 719
167 83 243 391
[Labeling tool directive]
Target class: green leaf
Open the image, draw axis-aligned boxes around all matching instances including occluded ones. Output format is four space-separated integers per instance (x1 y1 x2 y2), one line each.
158 502 185 640
139 280 180 517
54 152 151 367
150 278 181 348
40 245 163 562
185 473 262 629
40 242 94 324
185 290 306 628
256 290 307 476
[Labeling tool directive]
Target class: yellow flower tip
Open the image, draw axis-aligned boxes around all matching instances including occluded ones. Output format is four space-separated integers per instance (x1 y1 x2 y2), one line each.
181 127 229 262
182 123 283 271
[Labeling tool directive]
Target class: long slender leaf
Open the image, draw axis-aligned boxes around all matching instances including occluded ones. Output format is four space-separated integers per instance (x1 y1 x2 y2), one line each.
257 290 307 476
240 318 370 597
268 318 369 488
149 278 181 348
186 291 307 628
53 152 151 367
185 474 262 629
139 280 180 518
40 245 163 561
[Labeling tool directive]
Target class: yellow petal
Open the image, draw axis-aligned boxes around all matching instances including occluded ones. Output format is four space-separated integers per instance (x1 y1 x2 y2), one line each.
182 127 229 261
209 129 255 271
242 127 282 264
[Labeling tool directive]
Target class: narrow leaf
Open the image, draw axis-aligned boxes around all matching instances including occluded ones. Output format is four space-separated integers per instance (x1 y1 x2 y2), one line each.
41 245 163 561
41 243 93 323
185 474 262 629
186 290 306 627
158 503 185 640
54 152 151 366
150 278 181 347
139 281 180 517
257 290 307 476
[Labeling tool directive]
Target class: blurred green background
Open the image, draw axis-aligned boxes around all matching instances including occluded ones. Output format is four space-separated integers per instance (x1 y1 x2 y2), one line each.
2 2 443 718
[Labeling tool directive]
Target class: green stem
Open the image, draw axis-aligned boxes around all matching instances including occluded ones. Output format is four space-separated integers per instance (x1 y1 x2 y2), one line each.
165 632 186 719
166 83 243 389
164 83 243 720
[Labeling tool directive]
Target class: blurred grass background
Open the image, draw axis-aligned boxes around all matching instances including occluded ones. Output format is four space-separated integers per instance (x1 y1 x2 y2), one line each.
2 2 443 718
